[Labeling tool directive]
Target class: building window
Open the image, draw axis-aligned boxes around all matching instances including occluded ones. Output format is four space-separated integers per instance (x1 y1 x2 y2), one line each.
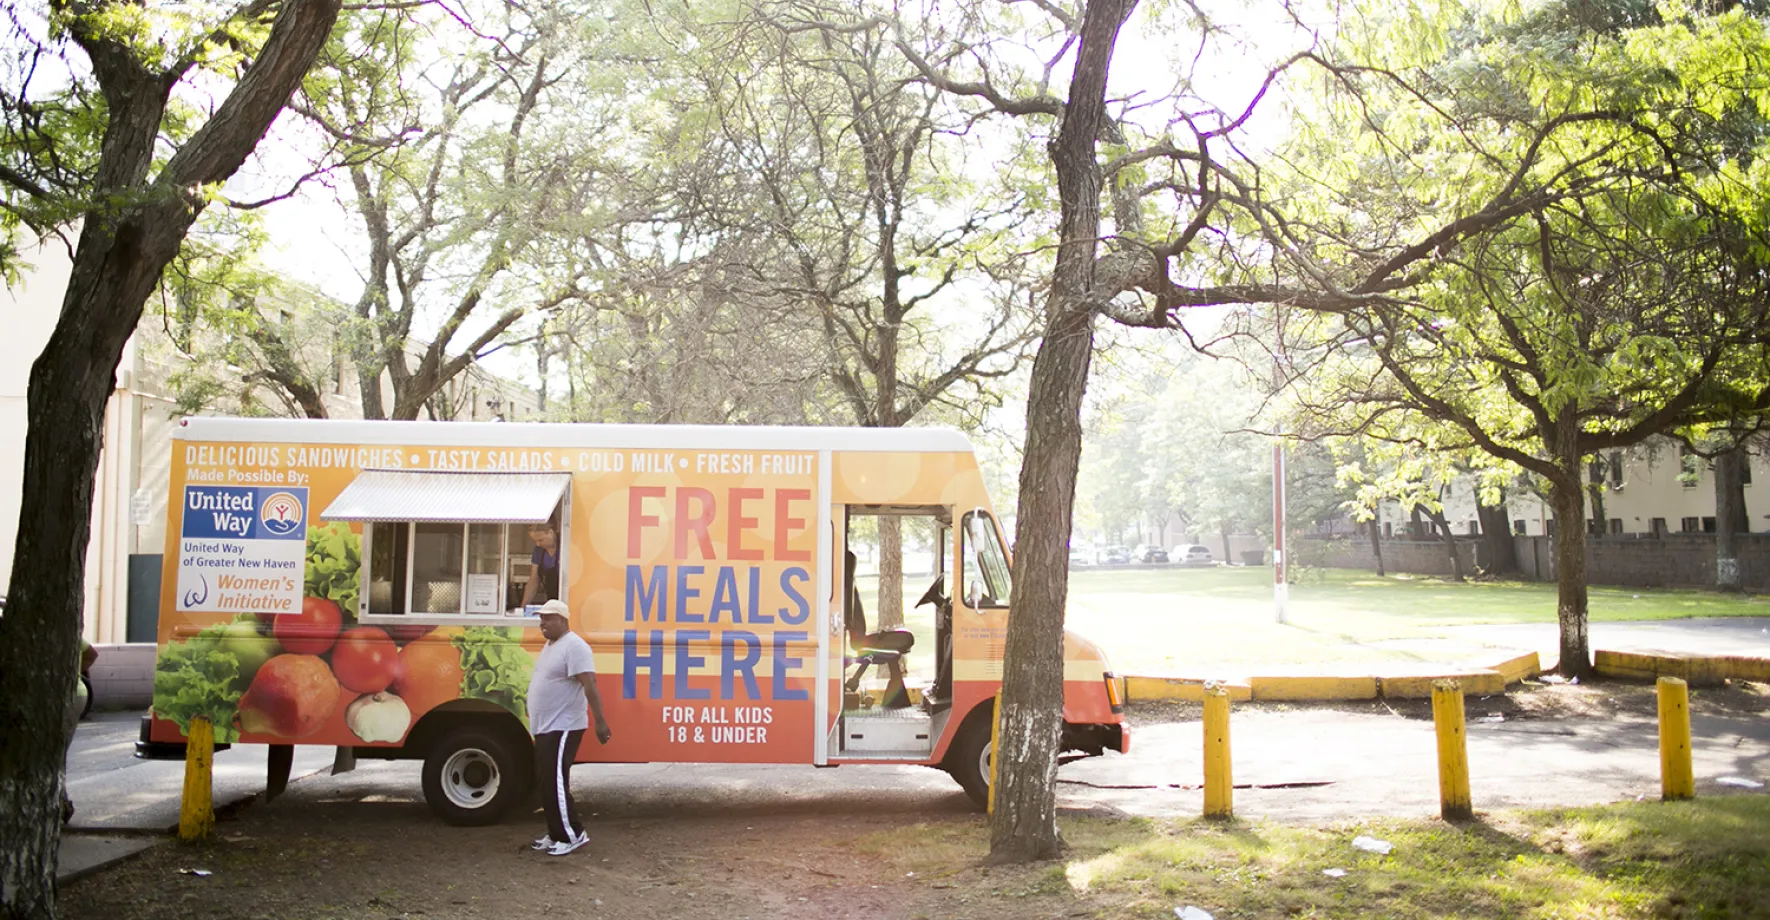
1384 522 1393 537
1586 518 1600 535
1546 520 1558 537
1513 519 1526 534
1745 461 1754 486
1588 460 1604 484
1650 518 1667 535
1681 447 1700 488
1467 521 1480 535
1681 517 1700 533
1610 452 1623 486
1609 519 1623 535
1703 516 1716 533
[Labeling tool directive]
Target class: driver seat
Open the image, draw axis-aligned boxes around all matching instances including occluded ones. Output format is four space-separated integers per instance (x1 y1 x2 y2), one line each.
844 550 914 709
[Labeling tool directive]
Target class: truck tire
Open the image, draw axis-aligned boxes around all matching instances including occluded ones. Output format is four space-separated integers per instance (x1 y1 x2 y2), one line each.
422 726 531 826
945 705 994 810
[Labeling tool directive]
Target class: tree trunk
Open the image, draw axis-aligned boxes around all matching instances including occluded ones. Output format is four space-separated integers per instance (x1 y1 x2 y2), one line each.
1423 507 1464 581
1368 510 1385 577
1586 480 1607 537
992 306 1093 864
876 516 905 629
988 0 1132 866
1714 446 1747 592
0 2 341 914
1548 477 1594 680
1475 488 1516 575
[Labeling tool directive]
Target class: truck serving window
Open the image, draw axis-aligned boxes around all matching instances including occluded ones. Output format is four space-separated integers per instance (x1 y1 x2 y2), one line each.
366 520 549 616
960 511 1011 608
321 470 570 621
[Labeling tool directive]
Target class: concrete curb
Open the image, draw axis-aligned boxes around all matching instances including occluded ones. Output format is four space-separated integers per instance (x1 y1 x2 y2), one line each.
1122 651 1548 703
1124 648 1770 703
1595 649 1770 686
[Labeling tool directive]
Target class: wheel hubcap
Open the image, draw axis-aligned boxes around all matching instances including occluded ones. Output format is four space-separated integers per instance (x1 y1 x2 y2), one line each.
441 748 500 809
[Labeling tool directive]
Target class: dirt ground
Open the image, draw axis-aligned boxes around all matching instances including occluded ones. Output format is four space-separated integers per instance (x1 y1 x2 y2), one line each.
57 680 1770 920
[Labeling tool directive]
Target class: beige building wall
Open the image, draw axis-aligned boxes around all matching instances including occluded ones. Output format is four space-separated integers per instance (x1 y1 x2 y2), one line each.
2 234 172 642
1382 445 1769 538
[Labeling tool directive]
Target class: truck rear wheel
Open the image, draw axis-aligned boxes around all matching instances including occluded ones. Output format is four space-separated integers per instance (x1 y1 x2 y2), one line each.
945 707 993 810
422 726 530 826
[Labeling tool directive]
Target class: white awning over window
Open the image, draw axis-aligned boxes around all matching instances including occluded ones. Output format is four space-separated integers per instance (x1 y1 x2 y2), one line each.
320 470 570 523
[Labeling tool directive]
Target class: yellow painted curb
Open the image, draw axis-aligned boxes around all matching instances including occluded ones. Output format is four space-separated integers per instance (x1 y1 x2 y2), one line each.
1491 652 1542 686
1124 676 1251 702
1594 649 1764 687
1249 675 1377 701
1381 671 1504 699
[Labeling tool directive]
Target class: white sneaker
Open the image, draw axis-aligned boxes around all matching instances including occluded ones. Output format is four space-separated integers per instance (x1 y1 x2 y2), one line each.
530 835 555 851
546 832 588 856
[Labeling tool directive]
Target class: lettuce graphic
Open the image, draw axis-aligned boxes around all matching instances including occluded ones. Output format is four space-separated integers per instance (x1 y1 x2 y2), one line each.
456 626 535 727
154 620 244 743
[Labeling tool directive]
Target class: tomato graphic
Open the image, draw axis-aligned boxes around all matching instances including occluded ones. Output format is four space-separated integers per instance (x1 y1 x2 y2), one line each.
274 596 343 655
332 626 401 694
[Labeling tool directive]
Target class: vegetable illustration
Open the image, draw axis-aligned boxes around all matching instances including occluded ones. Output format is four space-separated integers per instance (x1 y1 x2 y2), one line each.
392 634 467 716
304 522 360 617
456 626 534 726
332 626 400 694
154 619 248 743
345 691 411 743
238 654 341 738
217 615 279 684
274 596 343 655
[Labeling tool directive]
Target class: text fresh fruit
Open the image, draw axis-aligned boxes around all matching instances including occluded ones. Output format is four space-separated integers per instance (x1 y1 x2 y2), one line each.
238 654 341 738
275 596 343 655
332 626 400 694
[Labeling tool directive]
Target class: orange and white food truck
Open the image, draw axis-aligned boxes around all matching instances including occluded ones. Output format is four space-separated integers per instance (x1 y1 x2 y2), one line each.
148 418 1128 823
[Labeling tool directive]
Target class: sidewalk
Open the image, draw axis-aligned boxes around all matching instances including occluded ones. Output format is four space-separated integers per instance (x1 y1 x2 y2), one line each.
58 711 334 884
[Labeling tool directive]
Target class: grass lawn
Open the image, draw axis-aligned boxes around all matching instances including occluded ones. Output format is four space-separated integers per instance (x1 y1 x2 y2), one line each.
853 564 1770 684
1063 566 1770 676
860 796 1770 919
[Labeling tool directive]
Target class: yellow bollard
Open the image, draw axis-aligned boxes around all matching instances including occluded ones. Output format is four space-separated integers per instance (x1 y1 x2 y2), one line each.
1431 679 1472 821
1203 683 1232 820
1658 676 1695 801
179 716 215 841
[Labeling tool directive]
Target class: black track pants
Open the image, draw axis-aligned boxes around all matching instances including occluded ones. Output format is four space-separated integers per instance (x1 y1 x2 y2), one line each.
534 729 585 842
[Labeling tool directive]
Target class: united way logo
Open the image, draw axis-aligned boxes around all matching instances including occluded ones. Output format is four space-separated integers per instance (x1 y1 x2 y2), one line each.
259 491 305 536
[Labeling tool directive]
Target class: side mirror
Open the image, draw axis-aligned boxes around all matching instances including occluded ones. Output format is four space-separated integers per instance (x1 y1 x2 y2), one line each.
965 578 983 609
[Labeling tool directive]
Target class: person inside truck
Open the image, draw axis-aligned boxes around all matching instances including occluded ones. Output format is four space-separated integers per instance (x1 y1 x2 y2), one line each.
521 520 561 606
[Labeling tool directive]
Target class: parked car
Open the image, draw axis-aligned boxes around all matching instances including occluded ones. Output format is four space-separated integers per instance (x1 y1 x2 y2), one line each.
1132 543 1169 563
1099 545 1131 565
1067 546 1092 567
1173 544 1214 566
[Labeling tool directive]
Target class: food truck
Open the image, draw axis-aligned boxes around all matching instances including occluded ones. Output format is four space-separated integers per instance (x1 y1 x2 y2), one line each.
148 417 1128 824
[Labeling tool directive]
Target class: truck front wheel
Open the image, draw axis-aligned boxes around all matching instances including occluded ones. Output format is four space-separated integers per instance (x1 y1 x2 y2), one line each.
945 709 993 810
422 726 531 826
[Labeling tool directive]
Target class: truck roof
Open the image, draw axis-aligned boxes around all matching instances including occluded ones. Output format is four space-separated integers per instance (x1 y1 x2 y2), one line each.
173 417 975 454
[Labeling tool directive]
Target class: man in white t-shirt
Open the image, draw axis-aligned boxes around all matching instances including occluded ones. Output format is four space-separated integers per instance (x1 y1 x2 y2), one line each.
527 599 611 856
